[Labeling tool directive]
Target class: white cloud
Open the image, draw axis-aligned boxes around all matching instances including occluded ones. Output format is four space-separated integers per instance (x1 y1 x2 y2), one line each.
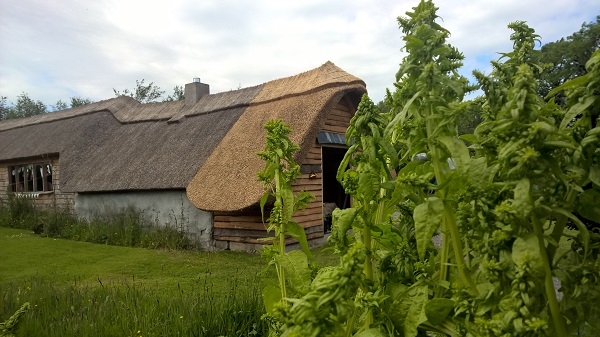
0 0 598 106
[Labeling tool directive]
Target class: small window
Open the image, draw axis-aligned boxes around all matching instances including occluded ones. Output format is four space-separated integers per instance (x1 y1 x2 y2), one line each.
8 161 53 193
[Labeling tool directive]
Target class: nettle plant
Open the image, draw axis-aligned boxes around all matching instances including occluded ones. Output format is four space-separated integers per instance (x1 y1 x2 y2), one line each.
257 1 600 336
257 119 315 334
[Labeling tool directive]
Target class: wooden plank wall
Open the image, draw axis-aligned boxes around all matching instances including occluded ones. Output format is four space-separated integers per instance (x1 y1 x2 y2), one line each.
212 97 354 246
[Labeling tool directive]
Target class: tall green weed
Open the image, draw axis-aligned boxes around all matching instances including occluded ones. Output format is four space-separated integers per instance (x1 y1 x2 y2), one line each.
263 1 600 336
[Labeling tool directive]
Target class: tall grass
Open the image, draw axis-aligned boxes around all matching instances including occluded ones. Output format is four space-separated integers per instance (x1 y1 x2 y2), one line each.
0 195 194 250
0 275 267 337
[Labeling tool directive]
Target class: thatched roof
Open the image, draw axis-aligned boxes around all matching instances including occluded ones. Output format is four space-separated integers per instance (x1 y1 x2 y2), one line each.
186 61 366 211
0 61 366 209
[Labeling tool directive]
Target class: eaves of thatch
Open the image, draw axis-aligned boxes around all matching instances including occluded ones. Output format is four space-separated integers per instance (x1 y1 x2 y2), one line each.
186 61 367 212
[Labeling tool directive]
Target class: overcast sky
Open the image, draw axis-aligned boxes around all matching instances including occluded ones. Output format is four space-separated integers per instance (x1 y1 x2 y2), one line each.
1 0 598 108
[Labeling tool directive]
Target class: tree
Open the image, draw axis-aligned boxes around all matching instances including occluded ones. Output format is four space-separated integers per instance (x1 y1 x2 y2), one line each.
70 97 92 107
113 79 165 103
52 100 69 111
3 93 47 119
51 97 92 112
456 96 484 135
163 85 184 102
0 96 9 121
539 16 600 103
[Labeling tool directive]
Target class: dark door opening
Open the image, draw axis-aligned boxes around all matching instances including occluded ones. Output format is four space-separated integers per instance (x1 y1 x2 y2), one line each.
322 146 350 233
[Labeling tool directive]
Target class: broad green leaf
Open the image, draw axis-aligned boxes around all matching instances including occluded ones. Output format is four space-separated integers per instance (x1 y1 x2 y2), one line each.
390 285 428 337
513 178 532 218
512 234 544 278
544 140 578 150
498 139 524 161
559 95 595 130
385 91 422 138
413 197 444 260
358 163 380 201
354 328 386 337
262 280 281 314
404 35 425 50
546 73 590 98
332 207 358 232
286 221 312 258
337 144 358 183
259 192 270 222
461 157 490 187
281 187 295 220
380 138 399 168
425 298 455 326
459 133 477 144
590 166 600 186
576 189 600 223
280 250 312 294
555 208 590 258
330 208 358 250
438 136 470 169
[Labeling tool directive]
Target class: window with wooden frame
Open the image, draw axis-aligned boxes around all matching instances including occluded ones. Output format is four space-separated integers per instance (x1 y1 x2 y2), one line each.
8 162 53 193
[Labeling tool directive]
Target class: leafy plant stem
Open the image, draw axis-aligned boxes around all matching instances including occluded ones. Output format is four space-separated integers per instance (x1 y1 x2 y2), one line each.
445 206 478 295
344 306 358 337
275 169 287 300
426 111 478 296
547 189 577 263
532 215 567 337
363 219 374 281
363 214 374 329
436 221 451 298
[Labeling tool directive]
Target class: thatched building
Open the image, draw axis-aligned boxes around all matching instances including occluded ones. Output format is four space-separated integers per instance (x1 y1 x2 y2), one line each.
0 61 366 250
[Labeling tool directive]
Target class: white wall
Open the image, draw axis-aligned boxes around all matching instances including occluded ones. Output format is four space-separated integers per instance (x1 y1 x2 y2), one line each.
74 190 213 248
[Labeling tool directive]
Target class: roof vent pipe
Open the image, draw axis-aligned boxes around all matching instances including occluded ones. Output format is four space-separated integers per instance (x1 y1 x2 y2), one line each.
185 78 209 106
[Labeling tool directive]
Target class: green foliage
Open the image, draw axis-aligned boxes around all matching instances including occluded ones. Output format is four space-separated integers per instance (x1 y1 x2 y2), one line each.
113 80 186 103
456 97 484 136
0 96 9 120
0 302 29 337
0 277 265 337
69 96 93 107
51 97 93 111
164 85 185 101
539 16 600 103
264 1 600 336
257 119 315 333
113 79 165 103
1 93 47 119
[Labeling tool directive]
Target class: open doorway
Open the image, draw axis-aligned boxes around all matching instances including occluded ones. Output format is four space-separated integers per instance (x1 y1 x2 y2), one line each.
322 146 350 233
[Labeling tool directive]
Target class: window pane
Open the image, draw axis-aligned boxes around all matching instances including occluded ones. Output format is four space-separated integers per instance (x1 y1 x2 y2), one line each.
9 166 16 192
26 164 34 192
35 164 44 192
46 163 53 191
18 166 24 192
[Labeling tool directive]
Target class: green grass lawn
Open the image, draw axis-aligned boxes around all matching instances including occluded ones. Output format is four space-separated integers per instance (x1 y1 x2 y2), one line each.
0 226 338 336
0 226 264 290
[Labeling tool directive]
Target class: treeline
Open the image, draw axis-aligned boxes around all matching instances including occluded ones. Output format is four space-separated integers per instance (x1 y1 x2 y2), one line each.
0 79 184 121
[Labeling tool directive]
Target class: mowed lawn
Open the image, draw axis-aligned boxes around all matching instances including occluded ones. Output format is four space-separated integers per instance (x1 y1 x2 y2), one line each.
0 227 265 290
0 226 338 337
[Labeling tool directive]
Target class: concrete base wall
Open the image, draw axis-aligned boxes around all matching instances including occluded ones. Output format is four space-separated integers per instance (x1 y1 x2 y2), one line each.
74 190 213 249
